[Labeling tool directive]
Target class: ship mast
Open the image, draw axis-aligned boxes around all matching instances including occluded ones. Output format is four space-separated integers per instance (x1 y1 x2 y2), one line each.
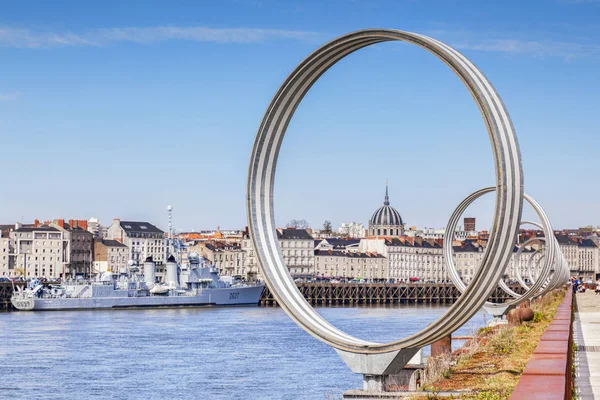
167 205 173 260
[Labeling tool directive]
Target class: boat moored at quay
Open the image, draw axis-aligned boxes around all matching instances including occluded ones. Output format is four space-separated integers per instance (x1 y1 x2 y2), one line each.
11 254 264 311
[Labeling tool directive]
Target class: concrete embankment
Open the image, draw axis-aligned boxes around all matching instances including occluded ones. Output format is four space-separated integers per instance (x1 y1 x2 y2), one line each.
509 289 574 400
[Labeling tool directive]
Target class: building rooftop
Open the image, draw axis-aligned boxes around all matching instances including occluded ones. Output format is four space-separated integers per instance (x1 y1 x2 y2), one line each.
13 226 59 233
119 221 164 235
314 249 385 258
323 238 361 248
205 241 242 252
578 238 598 248
277 228 313 240
100 239 128 248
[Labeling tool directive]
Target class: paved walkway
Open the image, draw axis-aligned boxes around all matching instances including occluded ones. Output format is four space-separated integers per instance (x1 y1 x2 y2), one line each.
574 290 600 399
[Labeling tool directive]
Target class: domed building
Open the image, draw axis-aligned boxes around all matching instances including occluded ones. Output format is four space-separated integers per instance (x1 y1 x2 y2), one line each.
368 184 404 237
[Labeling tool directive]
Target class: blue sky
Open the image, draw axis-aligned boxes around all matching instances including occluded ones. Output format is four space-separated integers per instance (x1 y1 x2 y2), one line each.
0 0 598 232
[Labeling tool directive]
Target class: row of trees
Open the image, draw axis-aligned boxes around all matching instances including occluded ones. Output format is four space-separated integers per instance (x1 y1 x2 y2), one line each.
285 220 333 233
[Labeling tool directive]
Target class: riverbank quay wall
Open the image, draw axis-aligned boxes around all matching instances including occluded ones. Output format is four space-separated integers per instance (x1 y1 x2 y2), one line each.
510 289 574 400
259 282 526 306
2 282 528 311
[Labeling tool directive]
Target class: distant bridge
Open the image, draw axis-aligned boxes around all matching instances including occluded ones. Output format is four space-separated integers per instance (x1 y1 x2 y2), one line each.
259 282 526 306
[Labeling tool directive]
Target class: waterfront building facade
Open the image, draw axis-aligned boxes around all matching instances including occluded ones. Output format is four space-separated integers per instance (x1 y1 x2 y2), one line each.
555 234 600 280
93 239 130 275
50 219 94 277
314 250 386 281
277 228 314 278
577 238 599 280
359 236 447 282
453 241 484 283
9 225 68 279
0 231 13 277
191 241 246 277
556 234 579 275
106 219 166 266
241 234 261 281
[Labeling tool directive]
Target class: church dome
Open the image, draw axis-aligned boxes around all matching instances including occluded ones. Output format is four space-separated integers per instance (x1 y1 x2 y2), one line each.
370 204 403 226
369 184 404 234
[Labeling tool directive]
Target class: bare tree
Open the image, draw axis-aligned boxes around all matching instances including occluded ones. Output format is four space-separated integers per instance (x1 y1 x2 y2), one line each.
286 219 310 229
323 220 332 233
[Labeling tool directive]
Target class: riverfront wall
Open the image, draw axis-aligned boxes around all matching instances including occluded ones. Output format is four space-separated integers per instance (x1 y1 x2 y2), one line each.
259 282 526 306
510 289 574 400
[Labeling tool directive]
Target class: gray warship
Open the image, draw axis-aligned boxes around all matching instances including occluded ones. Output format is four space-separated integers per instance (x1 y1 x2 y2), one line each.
11 254 264 311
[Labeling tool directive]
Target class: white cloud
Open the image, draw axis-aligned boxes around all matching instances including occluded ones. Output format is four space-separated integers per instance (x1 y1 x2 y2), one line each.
430 30 600 60
453 38 600 59
0 26 319 49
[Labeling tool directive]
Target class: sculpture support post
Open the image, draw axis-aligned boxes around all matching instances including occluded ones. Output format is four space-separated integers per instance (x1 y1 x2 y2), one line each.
335 348 419 391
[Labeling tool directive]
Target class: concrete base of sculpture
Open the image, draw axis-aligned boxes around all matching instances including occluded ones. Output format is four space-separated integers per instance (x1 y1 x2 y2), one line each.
336 348 420 391
387 365 425 391
483 303 514 319
342 363 426 398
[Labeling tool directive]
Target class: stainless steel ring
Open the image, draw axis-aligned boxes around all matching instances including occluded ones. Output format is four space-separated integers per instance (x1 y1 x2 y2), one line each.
442 188 555 313
247 29 523 353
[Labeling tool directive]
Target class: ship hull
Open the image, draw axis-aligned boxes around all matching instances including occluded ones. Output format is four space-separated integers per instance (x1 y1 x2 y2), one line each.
11 285 263 311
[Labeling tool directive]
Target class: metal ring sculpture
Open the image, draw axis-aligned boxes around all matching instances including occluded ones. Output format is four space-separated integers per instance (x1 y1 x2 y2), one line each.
514 235 568 294
247 29 523 354
527 239 569 292
511 240 544 294
513 222 548 292
442 187 555 314
501 224 543 298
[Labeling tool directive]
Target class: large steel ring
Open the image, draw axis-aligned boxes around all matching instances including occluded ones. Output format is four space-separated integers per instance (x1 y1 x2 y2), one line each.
442 187 554 313
247 29 523 354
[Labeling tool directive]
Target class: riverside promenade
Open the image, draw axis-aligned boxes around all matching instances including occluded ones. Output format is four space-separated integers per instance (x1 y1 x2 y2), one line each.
574 290 600 399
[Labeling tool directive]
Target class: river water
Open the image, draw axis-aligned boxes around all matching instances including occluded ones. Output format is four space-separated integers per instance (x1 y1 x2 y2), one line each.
0 305 487 400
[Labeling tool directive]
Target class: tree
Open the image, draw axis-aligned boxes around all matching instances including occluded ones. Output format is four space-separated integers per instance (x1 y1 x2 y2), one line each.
323 220 332 233
286 219 310 229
